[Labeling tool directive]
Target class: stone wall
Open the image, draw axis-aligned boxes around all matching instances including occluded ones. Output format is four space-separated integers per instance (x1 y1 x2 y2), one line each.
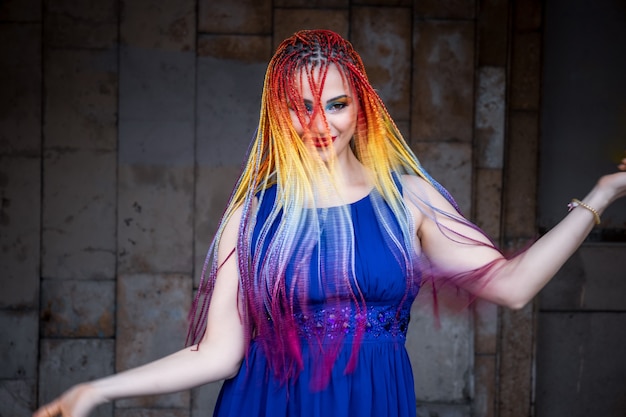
0 1 543 416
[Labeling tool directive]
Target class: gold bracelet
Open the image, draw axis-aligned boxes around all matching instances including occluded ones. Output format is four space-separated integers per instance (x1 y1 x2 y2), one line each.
567 198 601 225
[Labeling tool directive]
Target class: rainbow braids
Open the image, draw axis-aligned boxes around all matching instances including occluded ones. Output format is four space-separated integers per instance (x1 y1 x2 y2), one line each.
187 29 468 385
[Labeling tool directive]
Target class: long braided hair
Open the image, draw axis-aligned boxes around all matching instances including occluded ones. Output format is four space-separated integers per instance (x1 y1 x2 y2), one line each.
187 29 469 385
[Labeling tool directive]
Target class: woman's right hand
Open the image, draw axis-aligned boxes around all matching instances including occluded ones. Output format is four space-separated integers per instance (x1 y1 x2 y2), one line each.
32 383 106 417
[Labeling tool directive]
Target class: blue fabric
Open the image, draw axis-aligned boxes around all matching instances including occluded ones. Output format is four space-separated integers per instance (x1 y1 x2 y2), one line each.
213 187 419 417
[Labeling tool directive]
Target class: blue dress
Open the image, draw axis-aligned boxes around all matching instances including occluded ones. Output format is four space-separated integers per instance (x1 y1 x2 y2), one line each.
213 186 419 417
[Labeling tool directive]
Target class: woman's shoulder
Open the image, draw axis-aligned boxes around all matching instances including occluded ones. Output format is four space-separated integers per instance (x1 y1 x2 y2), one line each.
399 174 436 198
398 173 460 217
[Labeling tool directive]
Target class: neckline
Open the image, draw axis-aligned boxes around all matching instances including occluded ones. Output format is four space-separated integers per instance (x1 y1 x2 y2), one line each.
315 188 374 209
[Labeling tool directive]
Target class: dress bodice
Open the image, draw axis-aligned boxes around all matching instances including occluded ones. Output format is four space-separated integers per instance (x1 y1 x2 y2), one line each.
251 185 420 342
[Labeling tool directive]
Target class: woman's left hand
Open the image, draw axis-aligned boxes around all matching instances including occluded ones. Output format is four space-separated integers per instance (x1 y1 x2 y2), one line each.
596 157 626 204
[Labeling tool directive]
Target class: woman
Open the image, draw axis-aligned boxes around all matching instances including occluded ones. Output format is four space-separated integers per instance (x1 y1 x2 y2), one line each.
34 29 626 417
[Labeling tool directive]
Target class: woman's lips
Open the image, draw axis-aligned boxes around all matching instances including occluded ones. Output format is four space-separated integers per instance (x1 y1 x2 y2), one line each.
313 136 337 148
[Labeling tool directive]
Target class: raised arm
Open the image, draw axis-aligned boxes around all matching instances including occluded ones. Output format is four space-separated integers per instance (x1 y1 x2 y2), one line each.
408 158 626 309
33 206 246 417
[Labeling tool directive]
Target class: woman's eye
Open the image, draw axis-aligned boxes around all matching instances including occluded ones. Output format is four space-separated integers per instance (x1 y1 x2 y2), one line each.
327 102 347 112
287 101 314 114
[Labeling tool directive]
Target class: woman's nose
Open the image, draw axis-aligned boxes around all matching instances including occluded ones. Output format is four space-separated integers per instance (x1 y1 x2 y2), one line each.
309 111 327 135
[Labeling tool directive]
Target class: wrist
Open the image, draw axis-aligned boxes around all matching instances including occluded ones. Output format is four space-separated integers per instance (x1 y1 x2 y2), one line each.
568 198 601 225
80 381 110 406
582 183 613 214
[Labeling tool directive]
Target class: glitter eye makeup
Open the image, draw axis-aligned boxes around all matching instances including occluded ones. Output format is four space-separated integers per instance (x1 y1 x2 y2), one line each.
292 96 351 116
325 96 350 113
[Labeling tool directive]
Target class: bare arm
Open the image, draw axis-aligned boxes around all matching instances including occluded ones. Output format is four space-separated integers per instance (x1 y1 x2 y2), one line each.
409 159 626 309
33 207 246 417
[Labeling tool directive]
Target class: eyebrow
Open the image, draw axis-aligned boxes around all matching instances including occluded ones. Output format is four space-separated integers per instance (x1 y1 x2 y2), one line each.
302 95 350 105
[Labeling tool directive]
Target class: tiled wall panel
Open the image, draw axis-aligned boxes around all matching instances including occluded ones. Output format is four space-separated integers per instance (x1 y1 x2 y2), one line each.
118 0 195 273
199 0 271 34
42 149 116 280
39 339 115 417
273 8 350 48
0 24 41 155
351 7 412 120
412 20 475 143
44 49 118 150
0 157 41 308
408 294 472 402
116 273 191 409
40 279 115 337
44 0 118 49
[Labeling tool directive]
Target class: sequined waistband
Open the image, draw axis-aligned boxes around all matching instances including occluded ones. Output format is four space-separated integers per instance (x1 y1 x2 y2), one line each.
293 304 410 343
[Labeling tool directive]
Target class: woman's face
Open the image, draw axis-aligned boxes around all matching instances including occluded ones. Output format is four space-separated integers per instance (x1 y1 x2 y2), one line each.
288 64 358 162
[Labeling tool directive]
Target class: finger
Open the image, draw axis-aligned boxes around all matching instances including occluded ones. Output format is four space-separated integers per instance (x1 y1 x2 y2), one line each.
33 401 59 417
46 401 62 417
32 407 48 417
33 405 49 417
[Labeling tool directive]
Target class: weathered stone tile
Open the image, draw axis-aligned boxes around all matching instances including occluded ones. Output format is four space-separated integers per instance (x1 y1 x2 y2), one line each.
540 244 626 311
119 47 195 144
0 0 41 21
197 34 272 62
273 9 349 49
478 0 510 66
474 168 502 239
474 298 498 354
536 312 626 417
408 290 473 402
538 248 586 311
191 381 223 417
275 0 348 6
44 0 117 49
474 354 496 417
116 273 192 408
44 49 117 151
198 0 271 35
116 410 189 417
475 67 505 169
121 0 195 52
118 46 195 274
39 339 114 417
411 141 473 215
42 149 116 280
0 310 38 379
0 157 40 308
0 24 41 155
40 279 115 337
118 164 194 273
412 21 475 143
0 379 36 417
194 43 267 281
194 166 241 288
510 32 541 111
499 303 534 417
351 7 412 120
502 111 539 238
415 0 476 19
